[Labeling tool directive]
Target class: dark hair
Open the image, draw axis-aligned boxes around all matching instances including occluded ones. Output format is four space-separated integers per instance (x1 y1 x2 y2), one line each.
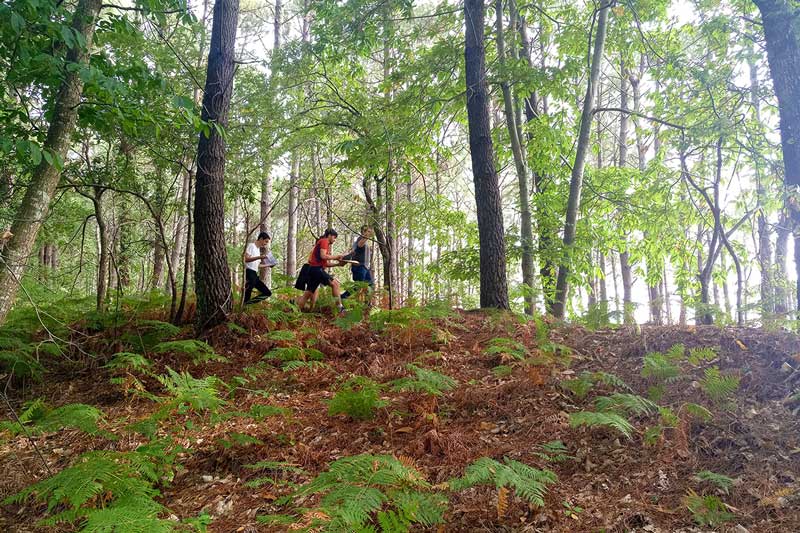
257 231 270 240
322 228 338 237
361 225 370 233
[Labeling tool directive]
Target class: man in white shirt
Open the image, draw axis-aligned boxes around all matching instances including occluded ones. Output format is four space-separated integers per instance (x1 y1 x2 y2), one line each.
243 232 273 304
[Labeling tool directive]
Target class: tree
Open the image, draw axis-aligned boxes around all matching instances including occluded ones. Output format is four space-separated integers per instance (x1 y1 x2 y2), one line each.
193 0 240 330
465 0 509 309
0 0 103 324
552 1 610 319
753 0 800 311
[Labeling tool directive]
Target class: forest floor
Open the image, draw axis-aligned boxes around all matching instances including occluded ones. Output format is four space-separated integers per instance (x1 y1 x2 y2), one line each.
2 301 800 532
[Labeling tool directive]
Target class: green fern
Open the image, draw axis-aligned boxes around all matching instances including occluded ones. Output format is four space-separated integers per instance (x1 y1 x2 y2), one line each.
683 489 734 526
0 349 45 381
569 411 634 438
483 337 528 361
1 400 104 437
123 319 181 352
4 449 176 532
683 402 713 422
263 454 447 532
641 352 681 382
587 371 632 391
688 346 718 366
248 404 291 420
694 471 734 494
282 360 331 372
266 330 296 341
328 377 387 420
699 367 740 405
157 367 226 413
594 393 658 416
665 343 686 361
152 340 226 364
264 346 304 362
559 376 594 399
492 365 514 378
217 432 263 449
534 440 574 463
448 457 557 507
105 352 152 371
390 364 457 396
334 306 364 331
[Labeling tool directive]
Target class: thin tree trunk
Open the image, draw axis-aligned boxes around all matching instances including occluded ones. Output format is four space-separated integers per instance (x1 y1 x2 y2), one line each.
193 0 239 330
286 153 299 281
552 1 610 318
465 0 509 309
92 189 109 311
620 251 633 324
775 213 791 314
0 0 103 324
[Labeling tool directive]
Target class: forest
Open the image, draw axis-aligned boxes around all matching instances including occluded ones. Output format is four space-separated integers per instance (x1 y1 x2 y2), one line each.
1 0 800 531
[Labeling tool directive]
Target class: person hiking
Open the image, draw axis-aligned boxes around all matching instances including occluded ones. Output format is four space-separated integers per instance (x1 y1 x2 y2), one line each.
295 228 346 313
342 225 374 300
243 232 274 305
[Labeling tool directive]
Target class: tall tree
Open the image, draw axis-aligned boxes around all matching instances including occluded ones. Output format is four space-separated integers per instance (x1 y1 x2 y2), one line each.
496 0 534 315
465 0 509 309
752 0 800 311
552 1 610 318
193 0 239 329
0 0 103 324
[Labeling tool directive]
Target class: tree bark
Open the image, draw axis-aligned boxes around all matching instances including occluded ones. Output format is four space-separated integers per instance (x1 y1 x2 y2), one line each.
553 1 610 318
465 0 509 309
286 153 299 281
496 0 534 314
0 0 103 324
193 0 239 330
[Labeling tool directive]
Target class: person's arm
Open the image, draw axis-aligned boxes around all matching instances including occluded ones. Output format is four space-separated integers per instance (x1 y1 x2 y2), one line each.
319 244 343 262
356 235 368 248
244 244 265 263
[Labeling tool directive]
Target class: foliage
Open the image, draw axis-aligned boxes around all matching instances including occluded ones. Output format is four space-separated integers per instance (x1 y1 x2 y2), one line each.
105 352 152 371
328 377 388 420
1 399 105 437
699 367 740 405
694 471 735 494
569 411 634 438
4 447 180 532
688 346 718 366
534 440 574 463
594 393 658 416
483 337 528 361
265 330 296 341
641 352 681 382
261 454 447 532
156 367 226 414
683 489 734 526
560 376 593 399
447 457 557 507
152 340 226 364
390 364 457 396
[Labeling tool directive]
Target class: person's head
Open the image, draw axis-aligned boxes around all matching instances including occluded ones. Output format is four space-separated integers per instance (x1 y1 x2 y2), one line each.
323 228 338 243
256 231 271 246
361 225 373 238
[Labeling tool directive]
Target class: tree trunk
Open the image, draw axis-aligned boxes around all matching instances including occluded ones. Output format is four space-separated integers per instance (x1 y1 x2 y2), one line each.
496 0 534 314
286 153 299 281
0 0 102 324
775 212 791 314
620 250 634 324
193 0 239 330
92 189 109 312
465 0 509 309
552 1 610 318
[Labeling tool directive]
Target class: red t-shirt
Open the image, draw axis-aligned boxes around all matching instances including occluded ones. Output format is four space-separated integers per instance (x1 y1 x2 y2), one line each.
308 238 329 267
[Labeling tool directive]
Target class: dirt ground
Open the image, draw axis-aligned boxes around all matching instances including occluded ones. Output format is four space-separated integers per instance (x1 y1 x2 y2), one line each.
2 308 800 532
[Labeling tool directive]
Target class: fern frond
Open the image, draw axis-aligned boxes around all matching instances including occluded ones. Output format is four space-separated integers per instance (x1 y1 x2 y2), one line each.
152 340 226 364
328 377 387 420
683 402 713 422
105 352 152 371
642 352 681 382
390 365 457 396
282 360 331 372
157 367 225 413
699 367 739 404
559 376 593 399
694 471 734 494
266 330 296 341
594 393 658 416
448 457 556 507
569 411 634 438
587 371 632 391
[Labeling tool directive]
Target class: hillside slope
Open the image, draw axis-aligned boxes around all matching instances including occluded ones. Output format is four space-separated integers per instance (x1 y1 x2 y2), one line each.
1 303 799 532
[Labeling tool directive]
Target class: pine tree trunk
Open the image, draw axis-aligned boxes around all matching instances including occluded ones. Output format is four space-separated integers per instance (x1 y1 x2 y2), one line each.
92 189 109 312
552 2 609 318
0 0 102 325
465 0 509 309
193 0 239 330
775 213 791 314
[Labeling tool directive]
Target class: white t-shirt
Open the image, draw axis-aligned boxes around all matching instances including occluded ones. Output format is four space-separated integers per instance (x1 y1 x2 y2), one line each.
245 243 261 271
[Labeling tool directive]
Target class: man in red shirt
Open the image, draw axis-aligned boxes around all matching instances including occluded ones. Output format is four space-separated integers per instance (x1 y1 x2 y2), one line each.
295 228 345 313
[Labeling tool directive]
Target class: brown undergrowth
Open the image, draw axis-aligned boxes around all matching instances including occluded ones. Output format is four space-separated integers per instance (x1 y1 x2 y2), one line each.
1 306 800 532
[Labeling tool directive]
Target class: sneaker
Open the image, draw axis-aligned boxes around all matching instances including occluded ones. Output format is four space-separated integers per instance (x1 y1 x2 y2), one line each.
337 306 346 317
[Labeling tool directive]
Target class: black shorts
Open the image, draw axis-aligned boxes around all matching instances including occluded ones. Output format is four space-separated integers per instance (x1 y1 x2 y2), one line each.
295 264 333 292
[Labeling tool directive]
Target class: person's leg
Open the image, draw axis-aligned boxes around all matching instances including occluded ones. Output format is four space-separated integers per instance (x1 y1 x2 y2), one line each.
244 269 256 304
250 277 271 303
